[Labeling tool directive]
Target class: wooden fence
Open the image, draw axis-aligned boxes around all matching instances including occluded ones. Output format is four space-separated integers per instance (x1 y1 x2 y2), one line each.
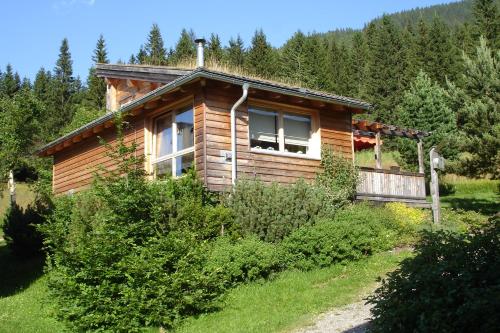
356 167 429 207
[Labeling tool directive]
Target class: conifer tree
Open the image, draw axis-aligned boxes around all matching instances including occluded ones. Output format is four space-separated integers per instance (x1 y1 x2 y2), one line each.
397 71 457 172
472 0 500 49
33 68 52 101
128 54 137 64
0 64 21 97
52 38 77 136
206 33 224 64
137 46 147 64
144 24 167 65
170 29 196 65
246 29 277 78
87 34 109 110
447 38 500 177
346 32 368 97
280 31 307 84
226 35 245 67
364 16 407 123
427 16 459 83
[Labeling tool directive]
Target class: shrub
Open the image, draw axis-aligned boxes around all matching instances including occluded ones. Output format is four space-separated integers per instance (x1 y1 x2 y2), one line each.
204 236 285 288
228 178 336 242
368 219 500 333
385 202 428 236
439 208 489 233
316 146 359 202
2 201 48 257
281 203 399 270
40 125 231 332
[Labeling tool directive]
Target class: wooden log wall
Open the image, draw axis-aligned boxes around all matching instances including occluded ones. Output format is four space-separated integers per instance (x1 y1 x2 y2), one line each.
107 78 164 111
52 116 145 195
201 83 354 192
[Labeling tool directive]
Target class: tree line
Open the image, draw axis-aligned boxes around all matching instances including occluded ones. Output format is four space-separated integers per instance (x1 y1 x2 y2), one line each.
0 0 498 187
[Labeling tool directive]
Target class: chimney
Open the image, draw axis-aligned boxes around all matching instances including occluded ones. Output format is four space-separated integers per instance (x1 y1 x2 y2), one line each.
194 38 206 67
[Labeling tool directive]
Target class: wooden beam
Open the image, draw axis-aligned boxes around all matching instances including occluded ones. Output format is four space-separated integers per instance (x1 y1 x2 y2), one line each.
375 132 382 169
104 120 114 128
417 139 425 174
144 100 159 110
93 124 104 134
72 135 83 143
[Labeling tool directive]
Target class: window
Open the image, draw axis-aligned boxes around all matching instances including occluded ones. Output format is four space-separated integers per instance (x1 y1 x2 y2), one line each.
153 106 194 178
249 107 316 156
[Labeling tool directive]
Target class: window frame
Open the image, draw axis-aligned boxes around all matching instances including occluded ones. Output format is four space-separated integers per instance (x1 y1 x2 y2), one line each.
248 103 320 159
151 106 195 178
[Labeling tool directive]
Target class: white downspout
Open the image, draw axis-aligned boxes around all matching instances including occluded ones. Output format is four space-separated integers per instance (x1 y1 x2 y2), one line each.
231 83 250 185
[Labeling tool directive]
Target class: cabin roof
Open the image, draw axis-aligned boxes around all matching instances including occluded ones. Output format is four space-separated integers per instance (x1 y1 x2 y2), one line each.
37 66 373 156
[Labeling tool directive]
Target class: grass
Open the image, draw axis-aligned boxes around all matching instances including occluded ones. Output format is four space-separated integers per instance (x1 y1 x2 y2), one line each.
0 241 67 333
174 250 411 333
437 175 499 216
355 150 401 169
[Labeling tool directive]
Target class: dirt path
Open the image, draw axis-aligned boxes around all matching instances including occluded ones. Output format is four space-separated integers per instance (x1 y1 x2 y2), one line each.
293 301 372 333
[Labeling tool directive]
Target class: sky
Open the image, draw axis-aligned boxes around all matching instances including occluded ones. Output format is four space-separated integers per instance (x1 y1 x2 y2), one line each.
0 0 457 81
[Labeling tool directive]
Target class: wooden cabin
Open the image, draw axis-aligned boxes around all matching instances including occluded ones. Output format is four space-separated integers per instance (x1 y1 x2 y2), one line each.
37 43 428 206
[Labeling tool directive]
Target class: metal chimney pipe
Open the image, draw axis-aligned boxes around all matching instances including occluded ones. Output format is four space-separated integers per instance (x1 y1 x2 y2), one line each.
194 38 206 67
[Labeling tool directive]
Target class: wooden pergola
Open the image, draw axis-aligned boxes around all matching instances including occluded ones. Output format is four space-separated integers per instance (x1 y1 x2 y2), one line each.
352 119 429 174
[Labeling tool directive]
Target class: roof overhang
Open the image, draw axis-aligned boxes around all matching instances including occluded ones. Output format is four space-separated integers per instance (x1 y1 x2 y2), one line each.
352 119 428 140
95 63 192 83
37 67 373 157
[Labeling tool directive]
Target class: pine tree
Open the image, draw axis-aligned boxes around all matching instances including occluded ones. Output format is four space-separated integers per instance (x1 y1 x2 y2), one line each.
170 29 196 65
303 35 330 91
472 0 500 49
206 33 224 64
128 54 137 64
144 24 167 65
87 35 109 110
447 38 500 177
137 46 147 64
33 68 52 101
246 29 277 78
280 31 308 84
364 16 407 123
346 32 368 97
226 35 245 67
0 64 21 97
52 38 77 135
427 16 459 84
397 71 457 172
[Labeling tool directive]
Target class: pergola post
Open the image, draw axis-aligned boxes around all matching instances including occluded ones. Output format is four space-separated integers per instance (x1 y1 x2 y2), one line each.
8 169 16 206
417 138 424 174
375 132 382 169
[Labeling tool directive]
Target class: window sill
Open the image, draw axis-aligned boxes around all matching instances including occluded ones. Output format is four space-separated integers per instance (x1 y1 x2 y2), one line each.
250 148 321 160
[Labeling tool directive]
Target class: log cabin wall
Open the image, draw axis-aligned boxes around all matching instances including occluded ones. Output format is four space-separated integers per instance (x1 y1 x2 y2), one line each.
201 81 354 192
52 116 145 195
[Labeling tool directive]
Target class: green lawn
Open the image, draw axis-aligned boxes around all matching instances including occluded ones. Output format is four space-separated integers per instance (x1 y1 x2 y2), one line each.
0 183 36 239
355 150 400 169
437 176 499 216
174 250 411 333
0 241 67 333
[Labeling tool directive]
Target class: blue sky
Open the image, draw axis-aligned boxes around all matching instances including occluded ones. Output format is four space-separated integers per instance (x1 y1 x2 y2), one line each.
1 0 456 81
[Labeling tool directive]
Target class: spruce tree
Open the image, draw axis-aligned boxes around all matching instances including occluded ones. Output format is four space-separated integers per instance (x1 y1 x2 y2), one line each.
427 16 459 84
346 32 368 97
226 35 245 67
472 0 500 49
0 64 21 97
447 38 500 177
137 46 147 64
170 29 196 65
364 16 407 123
128 54 137 64
397 71 457 172
52 38 77 136
144 24 167 65
87 35 109 110
246 29 277 78
280 31 308 84
206 33 224 64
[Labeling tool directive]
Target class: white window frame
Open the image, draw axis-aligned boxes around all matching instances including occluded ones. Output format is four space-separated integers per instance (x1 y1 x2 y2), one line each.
248 106 320 159
152 107 195 178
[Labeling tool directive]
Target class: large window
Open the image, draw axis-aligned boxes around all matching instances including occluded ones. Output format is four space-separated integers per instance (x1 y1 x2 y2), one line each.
153 106 194 178
249 107 315 156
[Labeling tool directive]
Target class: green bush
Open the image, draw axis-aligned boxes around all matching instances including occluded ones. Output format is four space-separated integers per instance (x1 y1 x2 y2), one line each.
228 178 336 242
2 201 48 257
40 128 231 332
368 218 500 333
440 208 489 233
205 236 285 287
281 203 399 270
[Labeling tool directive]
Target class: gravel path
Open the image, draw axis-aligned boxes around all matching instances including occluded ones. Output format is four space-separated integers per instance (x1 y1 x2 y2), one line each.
293 301 373 333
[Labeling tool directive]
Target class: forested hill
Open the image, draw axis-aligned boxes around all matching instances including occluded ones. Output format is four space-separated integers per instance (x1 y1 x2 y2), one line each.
324 0 499 43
